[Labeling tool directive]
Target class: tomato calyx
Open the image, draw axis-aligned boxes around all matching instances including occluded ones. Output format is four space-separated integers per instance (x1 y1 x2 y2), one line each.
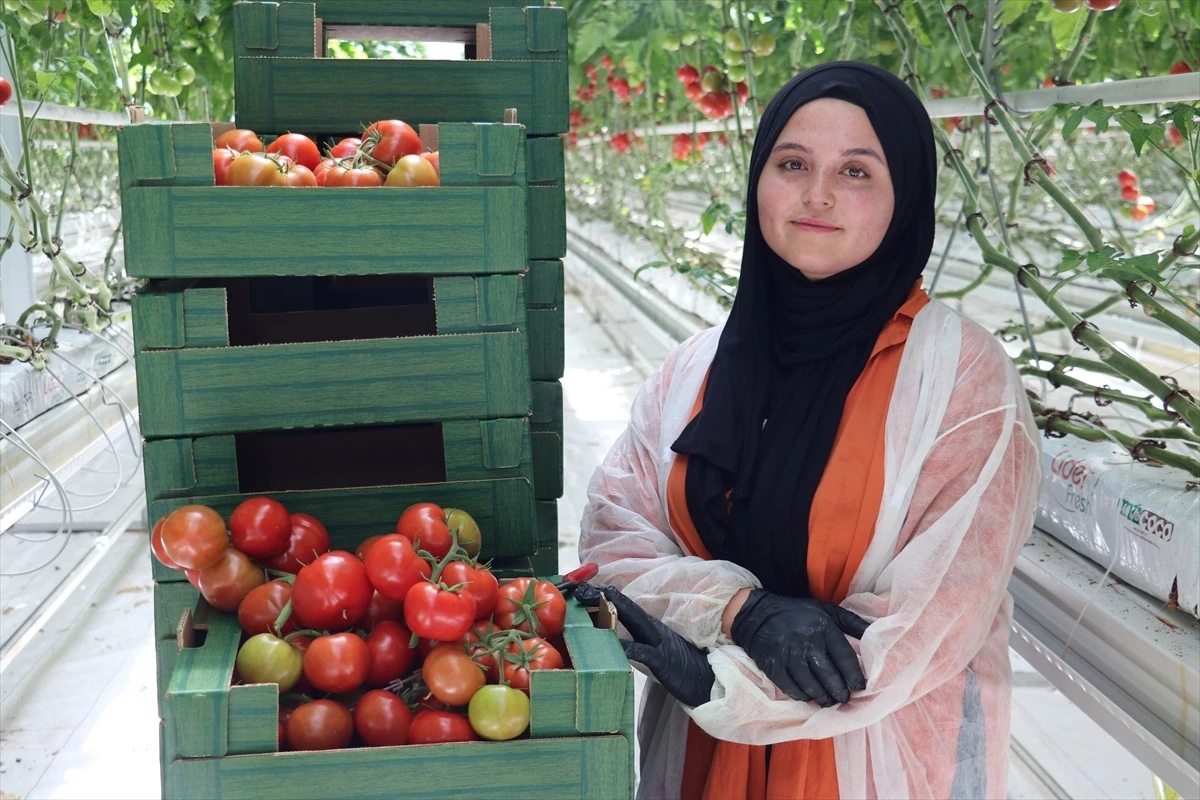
502 580 552 635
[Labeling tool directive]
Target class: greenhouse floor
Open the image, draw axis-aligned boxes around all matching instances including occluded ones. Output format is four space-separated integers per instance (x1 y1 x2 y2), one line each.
0 284 1160 800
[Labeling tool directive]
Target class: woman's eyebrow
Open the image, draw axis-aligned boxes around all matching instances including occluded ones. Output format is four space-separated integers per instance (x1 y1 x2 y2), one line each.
771 141 885 164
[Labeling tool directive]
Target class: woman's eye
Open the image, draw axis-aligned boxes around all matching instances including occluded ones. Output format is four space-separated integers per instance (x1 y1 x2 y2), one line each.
781 159 806 171
844 166 868 178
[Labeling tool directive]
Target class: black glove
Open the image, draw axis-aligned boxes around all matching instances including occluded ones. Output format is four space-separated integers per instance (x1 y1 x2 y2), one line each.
573 582 715 708
730 589 870 707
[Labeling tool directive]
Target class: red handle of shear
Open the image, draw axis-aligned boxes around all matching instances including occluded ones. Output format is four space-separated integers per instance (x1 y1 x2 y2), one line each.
556 562 599 593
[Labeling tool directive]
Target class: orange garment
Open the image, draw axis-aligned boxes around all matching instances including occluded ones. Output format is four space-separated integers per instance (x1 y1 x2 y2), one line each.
668 282 930 800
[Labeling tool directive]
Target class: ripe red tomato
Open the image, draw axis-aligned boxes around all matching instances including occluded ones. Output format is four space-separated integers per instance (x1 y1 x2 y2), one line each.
672 133 693 162
494 578 567 638
363 534 432 603
330 137 362 159
266 133 321 170
1085 0 1121 9
1167 126 1183 147
361 590 406 631
284 164 318 187
502 636 564 694
229 497 291 560
161 505 228 570
356 535 384 560
1136 196 1155 213
286 699 354 751
213 148 237 186
214 128 263 152
1117 169 1138 188
0 77 11 107
600 54 613 69
1120 185 1139 202
421 151 439 175
325 165 383 187
384 154 440 187
354 690 414 747
364 620 416 687
441 561 499 620
405 583 477 642
313 158 335 186
226 152 286 186
150 516 183 571
396 503 453 559
423 644 486 705
260 513 330 574
238 580 296 636
676 64 700 85
198 547 265 612
407 710 478 744
303 632 370 694
1131 204 1150 222
1170 61 1194 75
291 551 373 630
363 119 421 167
185 568 201 590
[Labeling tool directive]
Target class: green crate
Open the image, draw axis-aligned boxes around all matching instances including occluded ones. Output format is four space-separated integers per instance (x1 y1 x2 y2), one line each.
529 181 566 261
118 121 529 279
531 382 563 501
528 305 564 381
135 331 530 439
233 3 567 136
531 381 563 438
131 274 529 352
536 499 558 552
526 260 564 310
159 597 631 764
307 0 550 28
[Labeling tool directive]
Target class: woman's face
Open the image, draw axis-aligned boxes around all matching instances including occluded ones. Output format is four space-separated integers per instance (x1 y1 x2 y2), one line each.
756 97 895 281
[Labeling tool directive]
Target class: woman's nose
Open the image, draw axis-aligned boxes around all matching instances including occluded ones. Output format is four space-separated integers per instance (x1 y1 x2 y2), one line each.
803 172 835 208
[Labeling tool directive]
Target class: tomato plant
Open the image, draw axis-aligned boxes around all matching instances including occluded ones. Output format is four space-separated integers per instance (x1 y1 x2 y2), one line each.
404 582 477 642
363 534 431 603
364 620 416 688
214 129 263 153
441 561 499 620
423 644 486 706
229 497 292 560
197 548 265 612
291 551 373 630
266 133 321 170
260 514 330 575
238 580 296 636
354 690 414 747
494 578 567 638
468 685 530 741
303 632 370 694
286 699 354 751
236 633 303 692
161 505 228 571
407 710 479 744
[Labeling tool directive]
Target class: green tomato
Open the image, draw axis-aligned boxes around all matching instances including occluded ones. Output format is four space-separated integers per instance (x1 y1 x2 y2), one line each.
147 71 169 96
662 33 680 52
726 64 747 83
237 633 303 692
176 63 196 86
1051 0 1084 11
723 29 746 53
468 685 530 741
202 17 220 35
752 59 767 77
700 71 726 93
680 30 698 46
444 508 482 559
723 49 744 66
750 32 776 58
159 75 183 97
876 40 896 55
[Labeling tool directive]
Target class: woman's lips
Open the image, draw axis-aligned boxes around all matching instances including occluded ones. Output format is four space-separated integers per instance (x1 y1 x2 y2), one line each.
791 218 840 233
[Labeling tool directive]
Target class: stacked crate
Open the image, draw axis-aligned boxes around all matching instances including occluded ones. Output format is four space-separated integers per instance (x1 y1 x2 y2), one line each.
121 3 620 797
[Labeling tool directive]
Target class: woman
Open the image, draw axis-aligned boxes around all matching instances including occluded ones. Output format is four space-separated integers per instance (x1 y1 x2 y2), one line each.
576 62 1043 799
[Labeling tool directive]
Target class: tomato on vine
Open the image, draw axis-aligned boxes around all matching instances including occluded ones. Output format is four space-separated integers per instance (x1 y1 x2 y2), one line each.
494 578 567 638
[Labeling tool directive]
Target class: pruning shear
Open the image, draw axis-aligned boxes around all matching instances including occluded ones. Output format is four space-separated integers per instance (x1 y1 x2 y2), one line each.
555 562 599 594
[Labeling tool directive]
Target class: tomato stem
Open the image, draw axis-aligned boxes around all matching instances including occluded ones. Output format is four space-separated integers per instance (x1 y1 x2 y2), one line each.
273 599 293 634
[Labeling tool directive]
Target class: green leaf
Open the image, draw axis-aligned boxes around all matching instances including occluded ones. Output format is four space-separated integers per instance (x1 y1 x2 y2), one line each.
1000 0 1034 27
85 0 113 15
1062 104 1089 140
1171 104 1196 139
700 201 729 235
1050 9 1085 52
633 261 668 280
151 0 175 10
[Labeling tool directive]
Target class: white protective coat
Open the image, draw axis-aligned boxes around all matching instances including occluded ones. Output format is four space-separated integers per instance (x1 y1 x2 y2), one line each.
579 300 1044 799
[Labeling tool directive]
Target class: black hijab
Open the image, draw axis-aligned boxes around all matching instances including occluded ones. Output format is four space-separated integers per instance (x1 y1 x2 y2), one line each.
670 62 936 597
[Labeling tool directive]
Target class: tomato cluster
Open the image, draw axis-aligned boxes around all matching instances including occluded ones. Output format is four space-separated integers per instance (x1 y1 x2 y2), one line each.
1115 169 1156 222
675 63 747 121
211 118 440 189
152 498 571 751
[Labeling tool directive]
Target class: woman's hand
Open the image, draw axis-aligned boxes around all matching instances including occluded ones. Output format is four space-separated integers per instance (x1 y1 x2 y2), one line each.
574 582 716 708
729 589 870 706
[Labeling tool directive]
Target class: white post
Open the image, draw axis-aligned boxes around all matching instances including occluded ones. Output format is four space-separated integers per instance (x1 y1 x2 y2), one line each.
0 24 36 326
